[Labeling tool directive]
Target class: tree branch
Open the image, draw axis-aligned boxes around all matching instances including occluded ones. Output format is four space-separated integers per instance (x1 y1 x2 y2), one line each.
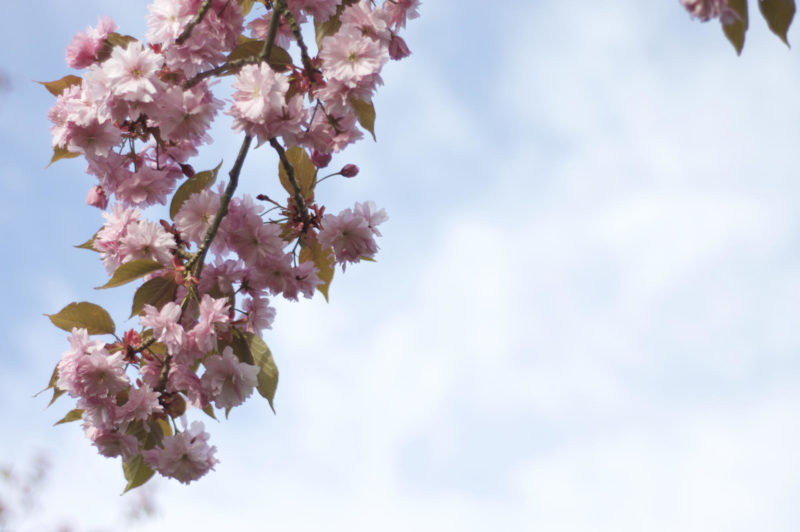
176 0 214 45
269 137 311 230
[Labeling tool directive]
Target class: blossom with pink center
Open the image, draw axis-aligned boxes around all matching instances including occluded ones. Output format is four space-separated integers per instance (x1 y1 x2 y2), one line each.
115 164 180 207
292 261 322 299
88 427 140 459
103 41 163 103
65 16 117 69
60 349 129 399
340 2 391 42
140 302 184 353
227 216 284 267
353 200 388 236
57 328 108 396
190 295 230 353
175 188 221 245
118 220 176 265
201 347 260 409
157 84 222 142
247 12 294 49
67 119 122 160
242 296 276 333
318 206 379 266
119 385 163 422
143 421 217 484
167 363 207 407
320 26 388 89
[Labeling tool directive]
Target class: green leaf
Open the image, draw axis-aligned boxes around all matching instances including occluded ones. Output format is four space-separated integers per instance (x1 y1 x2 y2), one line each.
299 239 335 302
350 97 376 140
226 39 293 69
759 0 795 45
47 301 116 335
75 231 99 251
232 330 279 413
130 277 178 318
201 404 218 420
278 146 317 199
239 0 256 16
96 259 164 289
122 455 155 494
169 161 223 219
315 14 343 47
314 0 358 47
54 409 84 426
47 146 81 168
722 0 749 55
34 365 65 407
37 75 82 97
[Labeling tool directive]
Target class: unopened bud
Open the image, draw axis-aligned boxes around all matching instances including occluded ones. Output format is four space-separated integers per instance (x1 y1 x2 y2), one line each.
85 185 108 210
340 164 359 178
180 163 195 177
311 149 332 169
389 34 411 61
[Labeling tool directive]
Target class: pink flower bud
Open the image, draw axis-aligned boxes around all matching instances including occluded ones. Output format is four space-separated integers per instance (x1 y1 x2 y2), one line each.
389 35 412 61
340 164 359 178
311 149 332 169
85 185 108 210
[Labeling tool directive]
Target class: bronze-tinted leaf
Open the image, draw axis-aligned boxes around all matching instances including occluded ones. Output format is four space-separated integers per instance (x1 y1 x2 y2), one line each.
96 259 164 289
96 33 138 62
278 146 317 199
122 455 155 494
47 301 116 335
759 0 795 45
37 75 82 97
350 97 376 140
226 40 292 69
130 277 178 318
299 239 335 302
54 409 84 426
722 0 749 55
170 161 223 219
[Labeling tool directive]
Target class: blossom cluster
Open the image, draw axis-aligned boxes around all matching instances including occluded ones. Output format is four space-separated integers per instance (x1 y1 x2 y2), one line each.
680 0 738 24
43 0 418 489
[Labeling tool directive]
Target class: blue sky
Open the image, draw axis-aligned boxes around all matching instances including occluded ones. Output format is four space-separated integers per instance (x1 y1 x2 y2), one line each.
3 1 800 530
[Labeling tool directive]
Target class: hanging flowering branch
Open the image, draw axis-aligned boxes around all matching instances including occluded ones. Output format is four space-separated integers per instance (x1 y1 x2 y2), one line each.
40 0 419 491
680 0 795 54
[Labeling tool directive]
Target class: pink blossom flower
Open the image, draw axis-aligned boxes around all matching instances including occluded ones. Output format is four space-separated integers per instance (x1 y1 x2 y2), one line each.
382 0 421 29
201 347 260 409
115 165 179 207
140 302 184 353
175 188 222 245
143 421 217 484
119 220 176 265
119 385 163 422
319 206 380 266
167 363 207 407
85 185 109 209
103 41 163 103
87 426 139 459
242 296 276 333
156 84 222 143
65 16 117 69
320 26 388 89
